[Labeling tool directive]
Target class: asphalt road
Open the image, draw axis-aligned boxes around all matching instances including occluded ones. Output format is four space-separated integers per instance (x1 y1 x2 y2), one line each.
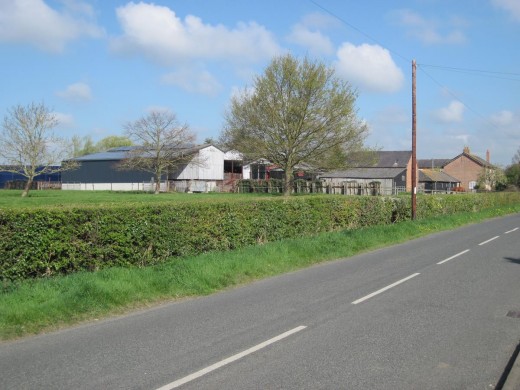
1 213 519 389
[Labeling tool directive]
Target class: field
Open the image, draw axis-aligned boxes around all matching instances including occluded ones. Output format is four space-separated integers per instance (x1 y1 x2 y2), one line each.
0 189 277 209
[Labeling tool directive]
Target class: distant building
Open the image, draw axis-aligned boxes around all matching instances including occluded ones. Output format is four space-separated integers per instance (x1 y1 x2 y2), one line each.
319 151 416 194
62 144 225 192
442 147 494 191
419 169 460 193
0 166 61 189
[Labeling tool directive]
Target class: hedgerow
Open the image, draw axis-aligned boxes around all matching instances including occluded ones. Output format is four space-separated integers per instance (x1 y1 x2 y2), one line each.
1 193 519 281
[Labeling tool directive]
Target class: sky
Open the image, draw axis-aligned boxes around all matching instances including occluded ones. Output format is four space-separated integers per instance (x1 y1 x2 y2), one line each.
1 0 519 167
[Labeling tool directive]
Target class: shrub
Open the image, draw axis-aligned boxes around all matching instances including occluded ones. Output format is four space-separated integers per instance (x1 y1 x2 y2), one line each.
1 193 519 282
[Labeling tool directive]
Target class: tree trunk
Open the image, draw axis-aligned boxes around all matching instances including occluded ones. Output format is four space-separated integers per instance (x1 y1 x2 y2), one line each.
154 176 160 194
21 179 32 197
283 172 292 196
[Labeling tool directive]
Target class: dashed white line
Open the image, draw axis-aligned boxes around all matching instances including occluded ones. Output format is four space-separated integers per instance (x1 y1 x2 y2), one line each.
505 227 519 234
352 273 420 305
155 325 307 390
478 236 500 246
437 249 470 265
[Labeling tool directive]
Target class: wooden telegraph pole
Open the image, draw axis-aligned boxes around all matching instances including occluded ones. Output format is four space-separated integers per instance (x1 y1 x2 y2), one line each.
412 59 417 220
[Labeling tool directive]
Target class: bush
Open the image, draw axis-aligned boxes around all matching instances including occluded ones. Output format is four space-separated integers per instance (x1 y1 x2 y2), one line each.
1 193 519 282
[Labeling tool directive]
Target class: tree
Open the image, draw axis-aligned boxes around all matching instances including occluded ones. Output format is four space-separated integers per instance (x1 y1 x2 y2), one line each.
118 110 198 194
505 146 520 187
72 135 133 157
0 102 78 197
220 54 369 195
477 166 507 191
96 135 133 151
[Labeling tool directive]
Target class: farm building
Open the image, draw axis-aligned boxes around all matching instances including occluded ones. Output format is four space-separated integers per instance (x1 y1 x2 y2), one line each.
419 169 460 193
319 151 415 195
0 166 61 189
62 144 225 192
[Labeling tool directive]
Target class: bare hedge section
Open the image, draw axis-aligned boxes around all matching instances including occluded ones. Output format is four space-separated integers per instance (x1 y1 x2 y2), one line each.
1 193 519 281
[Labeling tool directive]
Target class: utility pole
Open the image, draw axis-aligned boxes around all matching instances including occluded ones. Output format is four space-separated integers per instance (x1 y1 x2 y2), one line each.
412 59 417 220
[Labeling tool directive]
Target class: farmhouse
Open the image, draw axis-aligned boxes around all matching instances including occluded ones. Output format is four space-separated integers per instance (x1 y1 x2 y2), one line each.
319 151 416 195
442 147 494 191
62 144 225 192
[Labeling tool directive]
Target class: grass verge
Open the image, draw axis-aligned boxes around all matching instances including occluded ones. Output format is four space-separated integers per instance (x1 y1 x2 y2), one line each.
1 204 519 341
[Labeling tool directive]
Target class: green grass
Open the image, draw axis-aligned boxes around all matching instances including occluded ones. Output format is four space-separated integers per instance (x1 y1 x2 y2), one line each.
0 189 282 209
1 204 519 341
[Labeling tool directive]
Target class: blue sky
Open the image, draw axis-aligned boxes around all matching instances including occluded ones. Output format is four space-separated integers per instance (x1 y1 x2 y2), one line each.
1 0 519 166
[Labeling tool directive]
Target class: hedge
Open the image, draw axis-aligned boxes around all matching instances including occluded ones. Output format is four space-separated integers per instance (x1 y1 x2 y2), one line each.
1 193 519 281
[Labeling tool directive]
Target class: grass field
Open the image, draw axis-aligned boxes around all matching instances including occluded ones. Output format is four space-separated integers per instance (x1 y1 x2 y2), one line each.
1 201 519 341
0 189 279 209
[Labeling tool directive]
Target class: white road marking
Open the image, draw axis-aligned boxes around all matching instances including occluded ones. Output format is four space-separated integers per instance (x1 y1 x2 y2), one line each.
155 325 307 390
437 249 470 265
478 236 499 246
351 273 420 305
505 227 519 234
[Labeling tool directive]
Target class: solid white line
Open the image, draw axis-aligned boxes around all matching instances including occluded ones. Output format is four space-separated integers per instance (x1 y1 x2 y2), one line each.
437 249 470 265
155 325 307 390
351 273 420 305
505 227 519 234
478 236 500 246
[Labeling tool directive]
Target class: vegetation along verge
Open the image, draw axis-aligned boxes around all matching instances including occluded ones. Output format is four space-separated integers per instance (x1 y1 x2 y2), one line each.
1 202 519 340
1 192 520 282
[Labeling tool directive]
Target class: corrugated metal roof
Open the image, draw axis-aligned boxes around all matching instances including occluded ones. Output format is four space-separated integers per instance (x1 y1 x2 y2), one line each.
319 167 406 179
419 169 460 183
70 144 214 162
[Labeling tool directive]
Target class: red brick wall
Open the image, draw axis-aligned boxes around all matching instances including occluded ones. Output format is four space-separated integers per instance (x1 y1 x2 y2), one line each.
443 156 483 190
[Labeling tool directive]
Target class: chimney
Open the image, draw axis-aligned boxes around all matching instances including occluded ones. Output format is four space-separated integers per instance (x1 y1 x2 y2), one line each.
486 149 490 163
463 146 470 154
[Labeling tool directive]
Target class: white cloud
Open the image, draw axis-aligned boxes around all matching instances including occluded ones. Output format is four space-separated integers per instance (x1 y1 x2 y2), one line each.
490 110 514 126
286 13 335 55
56 82 92 102
162 68 222 96
0 0 103 53
334 43 404 93
392 9 466 45
492 0 520 22
433 100 465 123
53 112 75 128
111 2 281 66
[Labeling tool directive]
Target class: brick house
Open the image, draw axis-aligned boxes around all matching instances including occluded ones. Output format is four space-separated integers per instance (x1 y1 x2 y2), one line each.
442 147 494 191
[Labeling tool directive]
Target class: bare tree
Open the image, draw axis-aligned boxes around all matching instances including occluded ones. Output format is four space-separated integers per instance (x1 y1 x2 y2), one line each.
0 102 78 197
118 110 198 194
220 54 370 195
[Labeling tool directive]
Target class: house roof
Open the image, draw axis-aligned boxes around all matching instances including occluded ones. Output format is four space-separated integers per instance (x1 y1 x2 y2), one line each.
417 159 451 169
419 169 460 183
349 150 412 168
319 167 406 179
70 143 215 162
444 151 494 168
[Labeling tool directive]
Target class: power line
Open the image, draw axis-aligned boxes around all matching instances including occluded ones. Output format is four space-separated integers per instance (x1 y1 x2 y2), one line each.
308 0 411 63
419 64 520 82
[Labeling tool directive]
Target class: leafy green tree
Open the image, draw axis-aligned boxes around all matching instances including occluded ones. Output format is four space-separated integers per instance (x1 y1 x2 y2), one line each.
0 102 78 197
72 135 133 157
477 166 507 191
96 135 133 151
220 54 369 195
